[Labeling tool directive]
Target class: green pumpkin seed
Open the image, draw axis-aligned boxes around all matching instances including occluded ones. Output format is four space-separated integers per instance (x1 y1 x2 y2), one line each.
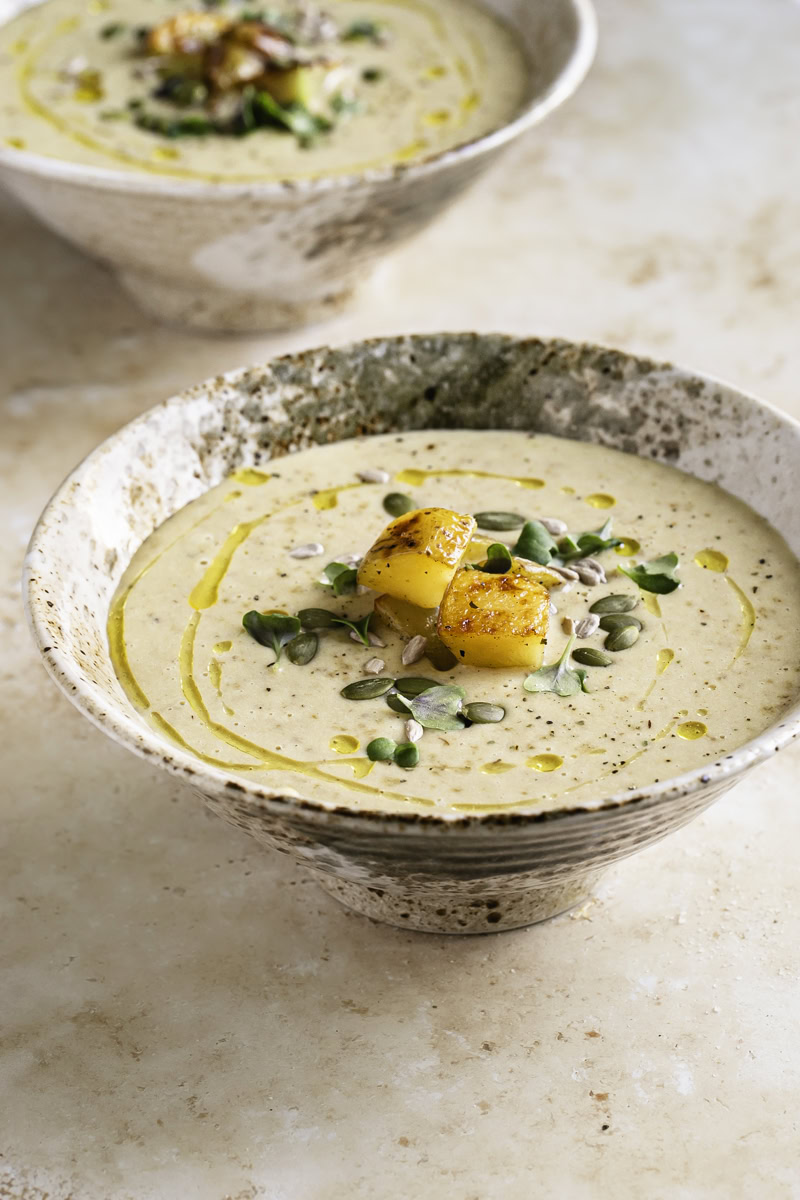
605 625 640 652
426 637 459 671
383 492 415 518
341 676 395 700
572 647 613 667
367 737 397 761
393 742 420 769
395 676 440 698
473 511 527 531
286 632 318 665
463 702 506 724
589 593 639 615
386 693 412 713
598 613 643 633
298 607 339 630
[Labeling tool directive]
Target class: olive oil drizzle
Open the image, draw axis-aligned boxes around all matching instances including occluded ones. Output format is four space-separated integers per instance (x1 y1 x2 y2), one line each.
396 468 545 490
725 576 756 663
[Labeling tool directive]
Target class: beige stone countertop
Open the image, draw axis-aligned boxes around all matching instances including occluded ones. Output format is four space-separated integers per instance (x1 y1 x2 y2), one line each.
2 0 800 1195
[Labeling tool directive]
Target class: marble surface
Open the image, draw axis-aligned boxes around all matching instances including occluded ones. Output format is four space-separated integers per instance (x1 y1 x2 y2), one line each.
2 0 800 1195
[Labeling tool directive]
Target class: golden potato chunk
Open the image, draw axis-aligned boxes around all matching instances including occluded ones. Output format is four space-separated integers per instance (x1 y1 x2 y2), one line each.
358 508 476 609
437 565 550 668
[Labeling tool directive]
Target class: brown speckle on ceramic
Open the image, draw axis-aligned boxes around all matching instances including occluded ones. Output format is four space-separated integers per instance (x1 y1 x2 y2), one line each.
0 1 596 332
23 334 800 932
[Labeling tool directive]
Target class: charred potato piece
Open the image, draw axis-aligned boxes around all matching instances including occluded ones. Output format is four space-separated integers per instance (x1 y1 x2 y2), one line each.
358 508 476 609
437 566 550 668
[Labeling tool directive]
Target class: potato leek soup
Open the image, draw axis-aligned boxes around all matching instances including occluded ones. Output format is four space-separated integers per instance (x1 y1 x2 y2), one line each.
109 430 800 816
0 0 527 181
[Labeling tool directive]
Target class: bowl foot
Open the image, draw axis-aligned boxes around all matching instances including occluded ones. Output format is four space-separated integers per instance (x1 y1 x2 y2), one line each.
117 268 356 333
314 872 603 934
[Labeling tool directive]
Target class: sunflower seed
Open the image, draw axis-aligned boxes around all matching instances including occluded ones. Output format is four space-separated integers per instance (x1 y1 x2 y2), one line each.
364 657 385 674
401 635 426 666
405 719 424 743
289 542 325 559
572 647 613 667
575 614 600 638
561 616 575 636
341 677 395 700
357 468 390 484
589 593 639 614
549 601 558 615
539 517 568 537
549 564 580 582
574 557 607 584
605 625 640 652
367 631 386 648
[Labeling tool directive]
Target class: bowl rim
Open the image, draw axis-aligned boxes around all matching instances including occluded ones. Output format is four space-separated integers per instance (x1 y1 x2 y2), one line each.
23 332 800 831
0 0 597 196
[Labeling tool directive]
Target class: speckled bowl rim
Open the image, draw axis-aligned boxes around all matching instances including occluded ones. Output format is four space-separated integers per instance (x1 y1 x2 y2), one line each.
0 0 596 195
24 334 800 832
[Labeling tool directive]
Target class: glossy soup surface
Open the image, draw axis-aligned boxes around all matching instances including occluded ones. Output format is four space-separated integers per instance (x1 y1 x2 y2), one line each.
109 430 800 816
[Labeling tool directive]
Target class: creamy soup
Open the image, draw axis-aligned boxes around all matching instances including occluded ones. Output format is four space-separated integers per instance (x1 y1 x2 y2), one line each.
109 430 800 816
0 0 527 181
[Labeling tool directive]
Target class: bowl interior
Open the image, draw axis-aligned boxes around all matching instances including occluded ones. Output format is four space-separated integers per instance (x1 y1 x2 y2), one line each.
0 0 597 190
25 334 800 816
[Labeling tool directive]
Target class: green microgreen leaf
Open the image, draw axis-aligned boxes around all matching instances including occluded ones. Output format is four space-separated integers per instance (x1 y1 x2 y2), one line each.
366 736 397 761
482 543 513 573
393 742 420 769
512 520 559 565
252 90 332 147
331 611 373 646
342 18 386 42
523 636 589 697
322 562 359 595
557 518 623 561
619 553 681 594
242 610 301 664
398 684 467 731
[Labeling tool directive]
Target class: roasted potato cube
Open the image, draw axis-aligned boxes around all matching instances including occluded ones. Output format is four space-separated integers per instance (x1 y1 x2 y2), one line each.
437 566 550 668
146 11 232 55
358 508 476 609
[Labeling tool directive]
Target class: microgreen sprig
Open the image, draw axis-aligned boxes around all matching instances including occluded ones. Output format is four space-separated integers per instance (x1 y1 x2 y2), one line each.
523 636 590 697
619 553 681 594
242 610 301 664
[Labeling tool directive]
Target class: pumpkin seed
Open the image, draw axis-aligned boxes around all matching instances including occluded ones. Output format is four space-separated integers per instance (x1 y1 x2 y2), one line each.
395 676 440 698
589 593 638 614
463 702 506 724
383 492 415 518
598 613 643 633
605 625 640 652
572 647 613 667
426 637 459 671
386 693 412 713
341 676 395 700
298 607 339 629
286 632 318 664
366 737 396 761
393 742 420 769
473 511 526 531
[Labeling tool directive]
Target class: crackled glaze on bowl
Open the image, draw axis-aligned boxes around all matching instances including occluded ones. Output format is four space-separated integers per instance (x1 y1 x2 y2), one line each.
24 335 800 932
0 0 596 332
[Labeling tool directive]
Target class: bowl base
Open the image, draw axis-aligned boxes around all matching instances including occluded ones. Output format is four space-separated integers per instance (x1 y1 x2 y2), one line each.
118 267 356 333
314 871 603 934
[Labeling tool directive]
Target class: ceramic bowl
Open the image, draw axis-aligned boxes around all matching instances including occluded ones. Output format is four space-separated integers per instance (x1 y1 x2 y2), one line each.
0 0 595 333
25 334 800 933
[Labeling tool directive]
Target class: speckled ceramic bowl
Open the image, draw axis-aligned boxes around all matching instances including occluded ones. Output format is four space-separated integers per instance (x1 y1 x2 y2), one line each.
0 0 595 333
25 335 800 933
